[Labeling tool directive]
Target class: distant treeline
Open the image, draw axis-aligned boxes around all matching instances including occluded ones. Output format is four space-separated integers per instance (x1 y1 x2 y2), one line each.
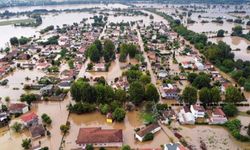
0 0 248 9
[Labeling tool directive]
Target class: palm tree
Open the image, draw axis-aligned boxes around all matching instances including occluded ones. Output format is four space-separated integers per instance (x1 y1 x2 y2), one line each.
21 138 31 150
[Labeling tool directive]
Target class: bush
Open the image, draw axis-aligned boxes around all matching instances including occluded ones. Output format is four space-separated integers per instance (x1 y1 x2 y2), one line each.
41 113 52 125
112 108 126 122
223 103 238 117
60 124 70 134
143 133 154 141
67 103 96 114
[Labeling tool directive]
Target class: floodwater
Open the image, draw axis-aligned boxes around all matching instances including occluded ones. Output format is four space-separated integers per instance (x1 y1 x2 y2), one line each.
0 68 45 100
209 36 250 61
63 111 174 150
171 121 250 150
0 95 71 150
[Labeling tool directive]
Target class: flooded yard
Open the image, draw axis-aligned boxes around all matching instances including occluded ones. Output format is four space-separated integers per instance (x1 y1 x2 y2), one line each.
63 111 173 150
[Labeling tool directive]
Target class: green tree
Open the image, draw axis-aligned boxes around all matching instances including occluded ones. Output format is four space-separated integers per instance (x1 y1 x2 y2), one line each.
199 87 211 105
21 138 31 150
129 81 145 105
11 122 22 133
143 133 154 141
94 39 103 54
19 36 30 45
121 145 131 150
223 103 238 117
103 39 115 62
182 86 197 105
86 144 94 150
232 25 243 35
68 59 74 69
70 80 97 103
60 48 68 58
187 72 198 83
20 93 37 106
95 84 114 104
217 29 225 37
87 44 100 62
115 89 127 103
60 124 70 134
145 83 159 102
210 87 221 103
225 86 243 103
192 74 211 89
10 37 19 46
99 104 110 115
139 74 151 85
112 108 126 122
247 123 250 136
244 81 250 91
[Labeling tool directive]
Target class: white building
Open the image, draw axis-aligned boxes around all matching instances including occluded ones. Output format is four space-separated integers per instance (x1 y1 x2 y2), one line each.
178 106 195 124
190 104 205 118
135 123 161 142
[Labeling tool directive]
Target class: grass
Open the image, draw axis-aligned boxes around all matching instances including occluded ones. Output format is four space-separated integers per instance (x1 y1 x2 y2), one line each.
0 18 35 26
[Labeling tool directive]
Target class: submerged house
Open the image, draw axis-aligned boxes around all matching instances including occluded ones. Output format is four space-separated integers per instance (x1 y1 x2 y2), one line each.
135 123 161 142
20 112 39 127
190 104 205 118
9 103 29 114
209 108 228 124
76 127 123 149
29 124 46 139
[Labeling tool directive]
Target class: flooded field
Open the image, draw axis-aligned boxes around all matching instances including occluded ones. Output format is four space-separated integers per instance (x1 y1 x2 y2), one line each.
209 36 250 61
0 68 45 100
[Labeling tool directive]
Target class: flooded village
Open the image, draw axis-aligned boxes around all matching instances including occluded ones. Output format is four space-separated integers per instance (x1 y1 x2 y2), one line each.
0 1 250 150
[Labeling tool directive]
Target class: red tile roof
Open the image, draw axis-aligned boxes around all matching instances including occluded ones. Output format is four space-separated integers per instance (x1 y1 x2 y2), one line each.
76 127 123 144
20 112 38 122
213 108 225 116
9 103 27 111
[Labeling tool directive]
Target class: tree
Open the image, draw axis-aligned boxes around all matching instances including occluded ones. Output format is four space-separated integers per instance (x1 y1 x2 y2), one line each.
121 145 131 150
182 86 197 105
19 36 30 45
95 84 114 104
94 39 103 54
223 103 238 117
60 124 70 134
87 44 100 62
10 37 19 46
115 89 127 103
128 81 145 105
20 94 37 106
112 108 126 122
232 25 243 35
225 86 243 103
87 63 93 70
68 59 74 69
187 72 198 83
99 104 110 115
199 87 211 105
210 87 221 103
222 59 235 72
217 29 225 37
145 83 159 102
139 74 151 85
192 74 211 89
244 81 250 91
143 132 154 141
86 144 94 150
21 138 31 150
11 122 22 133
70 80 97 103
103 39 115 62
41 113 52 125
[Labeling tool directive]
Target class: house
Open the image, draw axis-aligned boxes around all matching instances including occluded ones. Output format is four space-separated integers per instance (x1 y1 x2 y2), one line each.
190 104 205 118
181 61 193 69
20 112 39 127
36 62 50 70
164 143 187 150
93 63 106 72
160 84 180 100
158 70 169 79
178 106 195 124
58 80 72 90
135 123 161 142
76 127 123 148
209 108 228 124
29 124 46 139
0 112 9 123
194 62 204 71
9 103 29 114
162 109 176 125
40 85 54 96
